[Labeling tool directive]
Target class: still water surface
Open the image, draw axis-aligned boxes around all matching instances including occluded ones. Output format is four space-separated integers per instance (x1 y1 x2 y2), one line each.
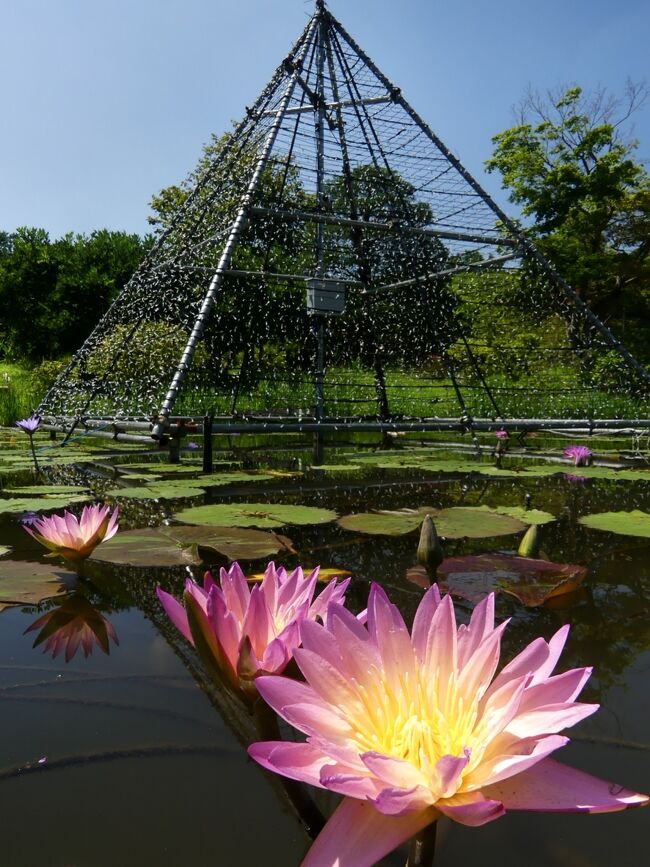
1 448 648 866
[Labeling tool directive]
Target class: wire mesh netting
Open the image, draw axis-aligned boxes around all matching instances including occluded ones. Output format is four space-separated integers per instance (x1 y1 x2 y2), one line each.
39 3 650 434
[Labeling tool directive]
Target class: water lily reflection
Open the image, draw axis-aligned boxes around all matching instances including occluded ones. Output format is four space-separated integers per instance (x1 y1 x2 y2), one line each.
24 594 119 662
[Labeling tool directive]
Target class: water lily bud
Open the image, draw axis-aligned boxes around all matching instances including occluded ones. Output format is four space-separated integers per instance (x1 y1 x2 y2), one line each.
518 523 539 558
417 514 444 571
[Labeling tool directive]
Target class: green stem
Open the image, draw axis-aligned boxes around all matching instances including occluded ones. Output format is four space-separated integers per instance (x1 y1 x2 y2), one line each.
28 433 40 475
406 820 437 867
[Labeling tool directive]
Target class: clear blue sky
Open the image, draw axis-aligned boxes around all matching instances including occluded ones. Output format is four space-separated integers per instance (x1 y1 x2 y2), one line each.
1 0 648 238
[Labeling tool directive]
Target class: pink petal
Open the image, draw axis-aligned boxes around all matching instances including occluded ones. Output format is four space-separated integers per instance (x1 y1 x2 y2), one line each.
248 741 329 788
423 594 457 698
255 673 322 716
219 562 250 621
260 635 291 674
457 619 508 702
482 757 649 813
437 791 505 826
457 593 495 668
373 785 433 815
156 587 192 643
518 667 592 712
293 647 360 709
469 734 569 788
436 751 471 798
300 798 438 867
412 584 442 661
300 619 344 671
319 766 380 800
506 701 599 739
361 752 428 790
282 702 352 739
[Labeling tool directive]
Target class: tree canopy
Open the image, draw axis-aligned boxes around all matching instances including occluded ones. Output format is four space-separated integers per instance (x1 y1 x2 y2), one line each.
486 83 650 359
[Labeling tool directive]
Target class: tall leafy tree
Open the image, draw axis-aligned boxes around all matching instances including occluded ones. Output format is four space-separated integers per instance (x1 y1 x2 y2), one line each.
486 83 650 356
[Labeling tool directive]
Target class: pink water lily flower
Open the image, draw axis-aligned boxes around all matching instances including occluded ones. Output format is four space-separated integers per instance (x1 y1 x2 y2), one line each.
157 562 351 696
564 445 592 466
23 504 119 566
249 584 648 867
495 429 509 440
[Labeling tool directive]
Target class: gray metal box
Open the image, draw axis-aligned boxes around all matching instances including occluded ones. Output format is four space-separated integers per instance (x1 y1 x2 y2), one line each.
306 278 346 315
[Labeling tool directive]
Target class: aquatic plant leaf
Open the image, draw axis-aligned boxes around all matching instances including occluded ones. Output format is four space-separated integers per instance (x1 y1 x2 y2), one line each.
337 510 423 536
174 502 337 528
310 464 361 472
0 560 75 608
114 472 164 482
434 553 587 606
578 510 650 537
337 506 526 538
107 484 206 500
0 495 90 514
492 506 556 525
4 485 91 496
0 546 10 557
428 506 527 538
90 525 295 566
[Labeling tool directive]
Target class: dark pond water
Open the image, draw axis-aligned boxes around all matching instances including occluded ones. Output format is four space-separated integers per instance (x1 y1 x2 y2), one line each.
1 437 649 866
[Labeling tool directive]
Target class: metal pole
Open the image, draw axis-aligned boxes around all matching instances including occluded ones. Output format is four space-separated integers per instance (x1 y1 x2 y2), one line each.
151 14 320 439
312 3 327 425
202 412 214 474
328 9 650 389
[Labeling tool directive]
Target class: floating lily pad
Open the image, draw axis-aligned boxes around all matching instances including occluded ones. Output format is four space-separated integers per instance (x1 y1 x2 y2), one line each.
174 502 338 529
337 506 526 539
337 510 423 536
0 560 76 608
90 525 295 566
0 546 10 557
578 510 650 538
114 472 163 482
310 464 361 472
4 485 91 496
0 495 90 515
492 506 556 525
411 553 587 606
107 484 207 500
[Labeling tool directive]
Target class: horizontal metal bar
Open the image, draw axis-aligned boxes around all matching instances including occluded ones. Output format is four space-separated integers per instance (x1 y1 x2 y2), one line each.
40 424 157 445
249 205 517 248
262 94 392 117
224 268 364 287
365 254 517 295
203 419 650 434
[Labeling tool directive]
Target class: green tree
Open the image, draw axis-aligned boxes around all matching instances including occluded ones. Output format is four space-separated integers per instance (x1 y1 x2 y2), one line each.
0 228 148 361
486 83 650 356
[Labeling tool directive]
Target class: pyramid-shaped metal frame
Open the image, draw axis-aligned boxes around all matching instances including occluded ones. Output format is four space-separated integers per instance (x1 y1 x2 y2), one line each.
39 0 650 444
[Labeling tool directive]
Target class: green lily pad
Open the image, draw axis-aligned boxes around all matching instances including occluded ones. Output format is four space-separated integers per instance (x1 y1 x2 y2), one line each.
0 546 10 557
310 464 361 472
572 466 650 482
90 525 295 566
175 502 338 529
337 510 424 536
0 495 90 515
492 506 556 525
107 484 207 500
4 485 91 496
0 560 76 608
114 472 163 482
433 553 587 606
337 506 526 539
578 510 650 538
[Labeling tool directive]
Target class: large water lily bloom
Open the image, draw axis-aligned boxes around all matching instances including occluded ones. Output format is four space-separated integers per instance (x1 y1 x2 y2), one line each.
23 504 119 566
564 445 592 466
24 595 119 662
249 585 648 867
157 562 351 696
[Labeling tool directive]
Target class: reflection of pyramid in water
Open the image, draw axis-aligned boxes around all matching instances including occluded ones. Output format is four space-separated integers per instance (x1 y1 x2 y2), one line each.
40 0 650 441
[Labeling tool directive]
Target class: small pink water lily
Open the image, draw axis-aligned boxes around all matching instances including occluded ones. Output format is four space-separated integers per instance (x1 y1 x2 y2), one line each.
157 562 352 697
249 584 648 867
15 413 41 434
495 429 509 440
23 504 119 566
564 445 592 466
